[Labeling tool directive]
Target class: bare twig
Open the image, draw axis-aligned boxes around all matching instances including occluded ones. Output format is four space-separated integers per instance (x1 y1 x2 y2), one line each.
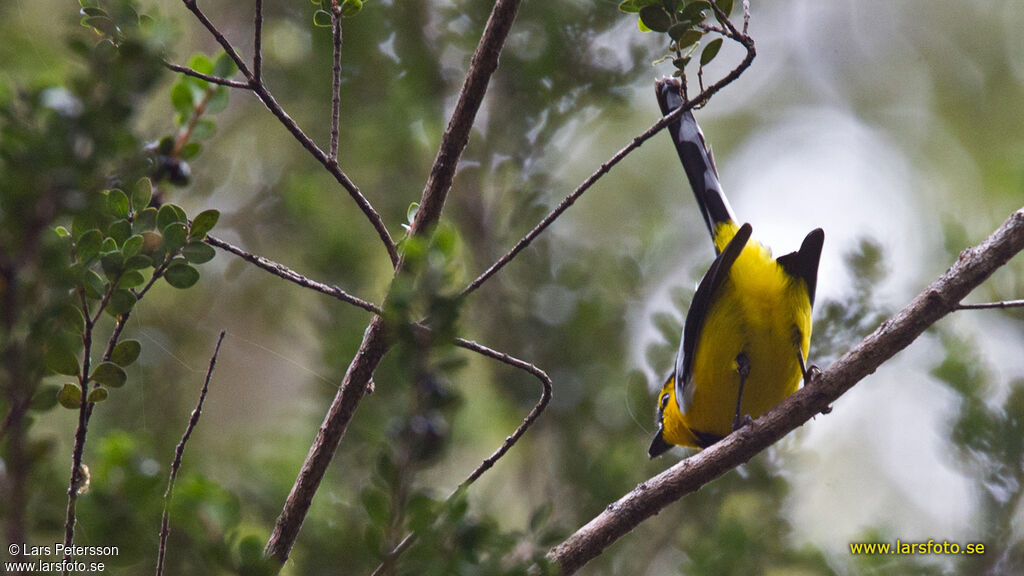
459 16 755 298
955 299 1024 311
253 0 264 83
547 208 1024 575
62 292 95 568
265 0 525 564
205 234 382 314
163 61 251 89
156 331 226 576
371 337 553 575
177 0 399 266
329 5 343 163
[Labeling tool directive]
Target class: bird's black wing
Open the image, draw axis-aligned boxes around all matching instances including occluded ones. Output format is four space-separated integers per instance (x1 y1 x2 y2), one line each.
776 228 825 306
674 223 753 401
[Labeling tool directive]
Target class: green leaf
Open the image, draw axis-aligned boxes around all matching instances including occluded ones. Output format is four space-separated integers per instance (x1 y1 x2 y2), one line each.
191 118 216 140
87 387 108 403
188 53 215 76
101 253 124 279
55 226 71 238
164 263 200 289
162 223 188 253
82 15 117 37
189 209 220 239
84 269 107 299
47 347 80 377
76 229 103 263
116 270 146 289
340 0 363 17
182 241 216 264
110 340 142 367
157 204 186 230
205 86 228 114
700 37 723 66
668 22 691 42
639 6 671 32
676 29 703 50
122 234 144 258
360 487 389 525
58 383 83 409
406 202 419 224
131 178 153 210
213 52 238 78
618 0 640 13
681 1 711 22
91 361 127 388
141 231 164 254
171 81 194 116
134 207 158 233
107 289 137 316
312 9 332 27
107 219 132 245
100 237 117 254
180 142 202 160
107 189 130 218
30 384 61 411
58 305 86 334
125 254 153 270
716 0 734 20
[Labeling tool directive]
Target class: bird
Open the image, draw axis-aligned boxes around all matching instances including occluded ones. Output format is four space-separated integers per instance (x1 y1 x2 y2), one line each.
648 78 825 457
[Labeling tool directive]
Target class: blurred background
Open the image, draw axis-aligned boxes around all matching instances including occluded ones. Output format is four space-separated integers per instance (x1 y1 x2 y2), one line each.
2 0 1023 574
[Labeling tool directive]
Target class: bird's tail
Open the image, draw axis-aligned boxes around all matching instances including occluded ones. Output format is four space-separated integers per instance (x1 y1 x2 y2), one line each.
655 78 736 251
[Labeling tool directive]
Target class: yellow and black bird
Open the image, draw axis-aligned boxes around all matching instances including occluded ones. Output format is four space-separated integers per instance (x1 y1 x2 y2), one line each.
648 79 825 457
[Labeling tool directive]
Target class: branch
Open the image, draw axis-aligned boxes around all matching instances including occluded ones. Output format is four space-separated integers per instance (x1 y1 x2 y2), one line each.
955 298 1024 311
205 234 382 314
329 6 343 163
372 337 552 575
162 61 251 89
459 17 755 298
547 207 1024 575
265 0 525 564
253 0 264 84
156 331 226 576
177 0 399 267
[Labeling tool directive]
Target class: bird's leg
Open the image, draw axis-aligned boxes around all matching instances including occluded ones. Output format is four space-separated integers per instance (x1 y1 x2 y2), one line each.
798 351 831 414
733 353 752 431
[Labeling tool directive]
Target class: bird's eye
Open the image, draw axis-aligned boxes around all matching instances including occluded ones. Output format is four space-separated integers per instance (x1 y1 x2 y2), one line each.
660 393 670 410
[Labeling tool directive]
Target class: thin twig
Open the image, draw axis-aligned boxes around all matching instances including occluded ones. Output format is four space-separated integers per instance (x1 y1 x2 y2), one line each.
163 61 251 89
955 298 1024 310
371 337 553 575
265 0 525 564
547 207 1024 575
205 234 382 314
177 0 398 265
63 291 94 568
253 0 264 84
156 331 226 576
459 19 755 298
329 5 343 163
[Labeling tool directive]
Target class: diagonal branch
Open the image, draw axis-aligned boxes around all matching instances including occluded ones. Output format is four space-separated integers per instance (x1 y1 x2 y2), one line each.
955 298 1024 311
177 0 399 266
264 0 526 564
162 61 251 89
459 13 756 298
547 207 1024 575
156 330 226 576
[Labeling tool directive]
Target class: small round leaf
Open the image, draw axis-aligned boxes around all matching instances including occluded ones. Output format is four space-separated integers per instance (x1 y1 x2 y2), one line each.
132 178 153 210
87 387 108 403
164 263 200 289
312 9 332 27
122 234 144 258
162 223 188 253
30 384 62 411
189 209 220 239
107 289 137 316
639 6 671 32
47 348 80 377
340 0 363 17
58 383 83 409
157 204 186 230
90 361 127 388
182 241 216 264
76 229 103 263
110 339 142 367
700 38 723 66
107 189 130 218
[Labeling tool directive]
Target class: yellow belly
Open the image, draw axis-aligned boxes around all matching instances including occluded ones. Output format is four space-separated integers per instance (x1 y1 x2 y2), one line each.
664 233 812 447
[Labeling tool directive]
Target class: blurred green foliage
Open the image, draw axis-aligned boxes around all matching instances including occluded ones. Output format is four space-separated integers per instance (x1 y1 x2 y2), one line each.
1 0 1023 575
